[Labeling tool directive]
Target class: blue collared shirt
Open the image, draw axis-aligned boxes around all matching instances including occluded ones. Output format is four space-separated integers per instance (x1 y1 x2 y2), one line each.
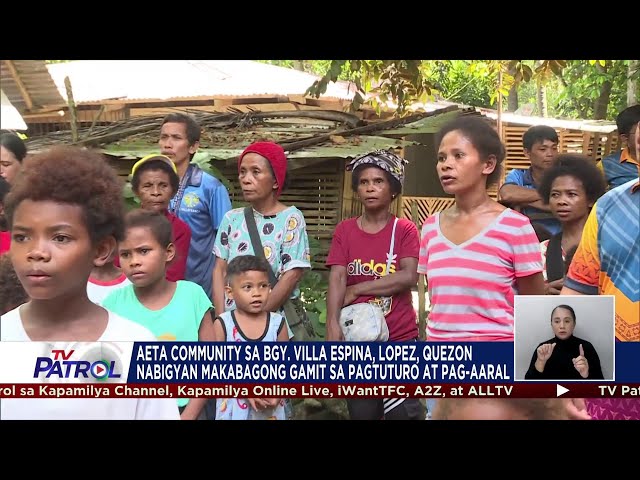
169 164 232 299
503 168 561 236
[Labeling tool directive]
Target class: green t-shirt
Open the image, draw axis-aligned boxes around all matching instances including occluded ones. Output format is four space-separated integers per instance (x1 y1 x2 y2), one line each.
103 280 212 407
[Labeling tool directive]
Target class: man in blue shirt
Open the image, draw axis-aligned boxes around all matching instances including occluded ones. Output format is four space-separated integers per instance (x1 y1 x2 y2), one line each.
160 113 232 300
499 125 561 239
598 104 639 190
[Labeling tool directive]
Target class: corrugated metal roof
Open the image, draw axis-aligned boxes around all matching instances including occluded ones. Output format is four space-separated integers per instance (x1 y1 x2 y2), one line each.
46 60 356 104
481 110 616 133
0 60 65 112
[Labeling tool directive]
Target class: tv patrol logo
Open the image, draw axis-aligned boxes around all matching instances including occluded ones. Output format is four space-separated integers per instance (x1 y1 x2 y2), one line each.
33 342 124 383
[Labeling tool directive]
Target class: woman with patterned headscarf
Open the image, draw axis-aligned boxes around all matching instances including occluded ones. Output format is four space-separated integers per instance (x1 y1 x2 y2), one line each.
325 149 425 420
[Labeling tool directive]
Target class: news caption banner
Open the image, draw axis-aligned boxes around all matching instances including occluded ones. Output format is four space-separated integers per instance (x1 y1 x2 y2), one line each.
0 342 639 400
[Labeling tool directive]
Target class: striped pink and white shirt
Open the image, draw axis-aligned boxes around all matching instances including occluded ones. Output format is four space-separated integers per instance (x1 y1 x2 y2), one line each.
417 209 542 342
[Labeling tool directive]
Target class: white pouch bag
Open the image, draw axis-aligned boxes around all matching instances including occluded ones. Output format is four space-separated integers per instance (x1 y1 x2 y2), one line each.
339 218 398 342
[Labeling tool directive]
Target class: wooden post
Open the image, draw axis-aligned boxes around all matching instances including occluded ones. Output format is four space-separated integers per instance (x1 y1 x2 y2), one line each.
84 105 106 139
64 76 79 143
341 170 355 220
411 201 427 340
497 70 504 142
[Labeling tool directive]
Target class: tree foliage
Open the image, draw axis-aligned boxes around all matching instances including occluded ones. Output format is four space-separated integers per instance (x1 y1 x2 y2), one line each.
554 60 632 119
263 59 635 120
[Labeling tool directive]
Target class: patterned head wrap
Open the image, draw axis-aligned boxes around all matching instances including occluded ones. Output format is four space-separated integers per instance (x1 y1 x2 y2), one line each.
346 149 408 186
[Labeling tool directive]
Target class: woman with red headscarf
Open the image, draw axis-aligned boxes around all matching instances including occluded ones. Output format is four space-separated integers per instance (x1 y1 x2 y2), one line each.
212 141 312 338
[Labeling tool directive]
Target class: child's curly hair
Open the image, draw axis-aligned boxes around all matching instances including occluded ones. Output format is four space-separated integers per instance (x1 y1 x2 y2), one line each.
4 146 126 244
0 253 28 315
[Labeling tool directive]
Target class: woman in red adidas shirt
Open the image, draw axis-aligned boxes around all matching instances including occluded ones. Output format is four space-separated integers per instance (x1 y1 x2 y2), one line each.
326 149 424 420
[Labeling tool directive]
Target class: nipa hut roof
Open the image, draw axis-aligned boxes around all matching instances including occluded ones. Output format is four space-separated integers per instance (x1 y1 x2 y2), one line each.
25 105 476 166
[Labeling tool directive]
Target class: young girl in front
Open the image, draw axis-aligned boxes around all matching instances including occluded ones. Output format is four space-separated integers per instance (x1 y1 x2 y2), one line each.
213 255 289 420
103 209 215 420
1 146 178 420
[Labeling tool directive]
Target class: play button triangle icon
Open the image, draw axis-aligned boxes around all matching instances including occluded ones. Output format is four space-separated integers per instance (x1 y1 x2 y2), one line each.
556 384 569 397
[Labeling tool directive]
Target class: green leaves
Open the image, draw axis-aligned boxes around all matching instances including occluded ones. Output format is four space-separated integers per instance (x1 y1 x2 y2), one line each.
509 61 534 82
306 60 438 116
191 151 234 192
298 268 328 340
295 59 625 120
122 181 140 211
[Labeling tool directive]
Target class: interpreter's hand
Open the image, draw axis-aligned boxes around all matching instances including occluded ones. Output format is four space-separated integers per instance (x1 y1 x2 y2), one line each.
573 344 589 378
562 398 591 420
343 285 359 307
545 278 564 295
536 343 556 363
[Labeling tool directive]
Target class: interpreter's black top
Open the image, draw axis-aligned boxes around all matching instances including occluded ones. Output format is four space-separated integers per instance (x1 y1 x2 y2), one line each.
524 335 604 380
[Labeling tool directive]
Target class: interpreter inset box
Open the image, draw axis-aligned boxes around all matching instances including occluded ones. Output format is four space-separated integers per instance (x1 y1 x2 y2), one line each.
513 295 615 381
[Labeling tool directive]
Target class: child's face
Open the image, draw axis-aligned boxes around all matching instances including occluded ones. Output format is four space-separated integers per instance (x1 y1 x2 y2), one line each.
225 270 271 314
118 226 174 287
437 130 496 194
10 200 108 300
135 169 174 213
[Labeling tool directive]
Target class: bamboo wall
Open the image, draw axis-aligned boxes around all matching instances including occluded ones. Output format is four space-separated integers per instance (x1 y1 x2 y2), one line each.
401 196 456 229
501 124 618 183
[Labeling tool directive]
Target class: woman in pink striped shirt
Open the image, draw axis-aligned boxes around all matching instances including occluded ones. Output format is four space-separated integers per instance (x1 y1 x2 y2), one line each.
418 116 595 420
418 116 545 343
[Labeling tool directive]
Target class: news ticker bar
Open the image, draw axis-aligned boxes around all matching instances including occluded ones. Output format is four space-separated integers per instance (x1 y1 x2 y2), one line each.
1 383 639 399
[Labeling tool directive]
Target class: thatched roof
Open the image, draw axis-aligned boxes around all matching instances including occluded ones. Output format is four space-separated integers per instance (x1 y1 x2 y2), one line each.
25 105 474 166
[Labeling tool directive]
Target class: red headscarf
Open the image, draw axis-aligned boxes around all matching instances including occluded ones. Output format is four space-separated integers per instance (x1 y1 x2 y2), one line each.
238 141 287 198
